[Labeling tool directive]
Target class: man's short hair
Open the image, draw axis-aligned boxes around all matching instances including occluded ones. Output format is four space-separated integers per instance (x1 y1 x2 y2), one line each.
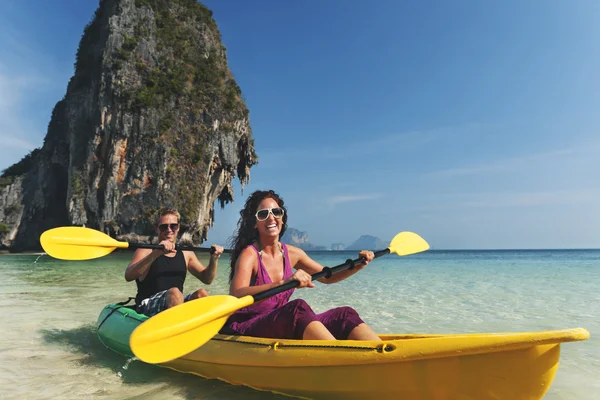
156 208 180 225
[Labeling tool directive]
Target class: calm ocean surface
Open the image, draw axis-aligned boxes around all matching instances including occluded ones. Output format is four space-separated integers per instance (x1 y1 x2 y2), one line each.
1 249 598 399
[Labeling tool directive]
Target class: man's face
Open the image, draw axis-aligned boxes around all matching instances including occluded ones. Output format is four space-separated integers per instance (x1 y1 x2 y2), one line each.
156 214 179 242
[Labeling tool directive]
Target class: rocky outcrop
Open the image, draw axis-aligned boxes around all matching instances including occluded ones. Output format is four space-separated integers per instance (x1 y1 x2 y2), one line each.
345 235 386 250
281 227 327 251
0 0 257 251
0 177 25 249
330 242 345 251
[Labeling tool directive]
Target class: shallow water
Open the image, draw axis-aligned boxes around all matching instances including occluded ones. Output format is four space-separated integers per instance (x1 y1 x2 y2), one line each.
0 249 598 399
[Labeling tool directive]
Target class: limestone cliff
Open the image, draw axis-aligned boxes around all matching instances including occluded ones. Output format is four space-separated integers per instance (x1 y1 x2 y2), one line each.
0 0 257 251
330 242 345 251
281 227 327 251
0 176 24 249
345 235 386 250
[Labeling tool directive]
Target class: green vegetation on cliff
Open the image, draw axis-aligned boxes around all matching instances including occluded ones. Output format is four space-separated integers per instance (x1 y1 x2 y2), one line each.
0 0 258 250
0 149 40 189
129 0 244 113
127 1 252 227
67 0 256 231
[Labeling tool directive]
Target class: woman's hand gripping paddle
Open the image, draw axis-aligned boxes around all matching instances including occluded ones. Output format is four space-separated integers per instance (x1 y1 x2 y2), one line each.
40 226 227 260
129 231 430 364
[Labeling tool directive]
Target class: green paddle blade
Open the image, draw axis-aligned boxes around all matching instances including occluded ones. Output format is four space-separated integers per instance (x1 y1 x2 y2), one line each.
130 295 255 364
40 226 129 260
388 232 430 256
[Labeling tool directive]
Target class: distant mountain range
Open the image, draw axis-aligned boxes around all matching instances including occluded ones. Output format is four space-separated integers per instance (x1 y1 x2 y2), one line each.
281 228 384 251
344 235 386 250
281 228 327 251
330 242 345 251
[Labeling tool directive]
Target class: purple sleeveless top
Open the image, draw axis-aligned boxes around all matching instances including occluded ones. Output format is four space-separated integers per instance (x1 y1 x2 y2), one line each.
225 243 294 323
221 242 365 339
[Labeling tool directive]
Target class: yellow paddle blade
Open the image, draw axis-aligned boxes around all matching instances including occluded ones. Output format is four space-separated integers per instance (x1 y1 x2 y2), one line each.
130 295 254 364
388 231 430 256
40 226 129 260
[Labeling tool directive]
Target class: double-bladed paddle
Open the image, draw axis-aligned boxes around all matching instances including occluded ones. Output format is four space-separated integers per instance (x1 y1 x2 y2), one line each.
129 231 430 364
40 226 229 260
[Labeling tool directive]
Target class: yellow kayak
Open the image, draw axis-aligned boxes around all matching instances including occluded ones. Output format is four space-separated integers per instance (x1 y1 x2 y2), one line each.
97 303 589 400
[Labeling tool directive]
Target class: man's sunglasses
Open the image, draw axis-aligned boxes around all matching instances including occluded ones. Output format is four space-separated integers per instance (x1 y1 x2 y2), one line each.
255 207 285 221
158 223 179 232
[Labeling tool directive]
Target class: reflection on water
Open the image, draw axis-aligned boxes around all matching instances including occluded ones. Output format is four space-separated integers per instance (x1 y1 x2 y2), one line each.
1 253 289 400
39 325 289 399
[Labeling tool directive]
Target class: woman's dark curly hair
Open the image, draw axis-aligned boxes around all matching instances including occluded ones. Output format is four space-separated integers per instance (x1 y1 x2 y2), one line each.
228 190 288 282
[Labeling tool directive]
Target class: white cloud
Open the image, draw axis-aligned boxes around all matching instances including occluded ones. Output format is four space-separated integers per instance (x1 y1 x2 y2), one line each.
258 123 489 167
366 122 492 152
0 135 37 151
326 193 383 205
458 190 597 208
0 19 62 168
425 142 600 179
0 69 46 159
411 189 598 212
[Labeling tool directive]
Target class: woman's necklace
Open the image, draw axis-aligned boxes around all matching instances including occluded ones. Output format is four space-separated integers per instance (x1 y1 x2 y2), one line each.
257 241 284 261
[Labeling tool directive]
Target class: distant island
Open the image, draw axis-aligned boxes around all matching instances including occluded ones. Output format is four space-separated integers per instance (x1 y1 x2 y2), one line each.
281 228 384 251
344 235 386 250
330 242 345 251
281 228 327 251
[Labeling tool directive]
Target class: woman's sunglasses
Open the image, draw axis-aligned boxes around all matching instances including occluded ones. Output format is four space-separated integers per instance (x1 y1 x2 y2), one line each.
255 207 285 221
158 223 179 232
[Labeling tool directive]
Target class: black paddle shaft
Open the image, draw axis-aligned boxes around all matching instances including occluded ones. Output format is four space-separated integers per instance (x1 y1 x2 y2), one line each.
254 248 391 302
128 243 232 254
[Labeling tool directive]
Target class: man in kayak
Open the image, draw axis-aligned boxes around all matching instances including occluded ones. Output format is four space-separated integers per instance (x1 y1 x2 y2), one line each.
125 208 224 317
220 190 381 341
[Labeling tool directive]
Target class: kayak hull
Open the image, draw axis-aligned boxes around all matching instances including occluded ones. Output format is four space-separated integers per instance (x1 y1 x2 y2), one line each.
96 304 589 400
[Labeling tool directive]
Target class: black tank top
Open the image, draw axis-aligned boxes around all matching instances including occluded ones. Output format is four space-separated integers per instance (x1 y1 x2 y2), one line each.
135 251 187 305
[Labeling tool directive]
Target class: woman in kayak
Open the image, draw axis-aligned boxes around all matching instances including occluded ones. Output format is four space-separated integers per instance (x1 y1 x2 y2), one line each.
220 189 381 341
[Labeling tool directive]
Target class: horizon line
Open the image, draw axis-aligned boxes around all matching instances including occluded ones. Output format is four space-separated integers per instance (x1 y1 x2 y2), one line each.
301 247 600 252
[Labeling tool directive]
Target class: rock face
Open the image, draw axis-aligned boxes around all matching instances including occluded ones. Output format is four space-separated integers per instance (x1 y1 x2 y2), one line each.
281 228 326 251
345 235 386 250
330 242 345 251
0 0 257 251
0 177 25 249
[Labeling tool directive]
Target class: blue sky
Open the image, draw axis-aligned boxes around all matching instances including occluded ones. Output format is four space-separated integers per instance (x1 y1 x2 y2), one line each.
1 0 599 249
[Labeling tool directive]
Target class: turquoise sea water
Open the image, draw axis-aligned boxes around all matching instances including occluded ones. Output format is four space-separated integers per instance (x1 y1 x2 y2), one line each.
0 249 598 399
